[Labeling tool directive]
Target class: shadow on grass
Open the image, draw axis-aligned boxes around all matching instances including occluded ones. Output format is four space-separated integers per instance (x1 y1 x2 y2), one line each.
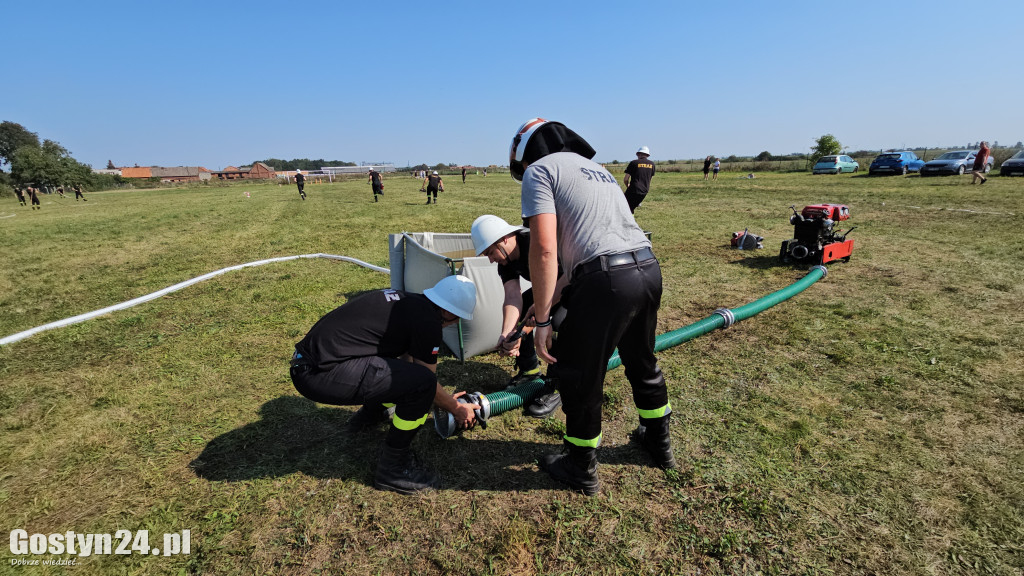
190 394 597 492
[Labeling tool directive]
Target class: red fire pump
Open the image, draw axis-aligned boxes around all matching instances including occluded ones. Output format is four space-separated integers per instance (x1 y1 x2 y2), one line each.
779 204 855 265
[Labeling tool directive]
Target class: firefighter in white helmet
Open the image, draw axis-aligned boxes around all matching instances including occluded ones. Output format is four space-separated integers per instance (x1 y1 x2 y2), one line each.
508 118 675 496
471 214 566 417
622 145 655 213
289 275 479 494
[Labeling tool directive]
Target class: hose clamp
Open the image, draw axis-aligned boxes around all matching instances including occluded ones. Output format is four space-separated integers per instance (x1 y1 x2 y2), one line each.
811 265 828 278
713 308 736 329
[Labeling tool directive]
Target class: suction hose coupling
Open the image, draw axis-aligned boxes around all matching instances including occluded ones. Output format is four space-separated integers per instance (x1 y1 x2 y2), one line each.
433 392 491 439
713 308 736 329
811 264 828 278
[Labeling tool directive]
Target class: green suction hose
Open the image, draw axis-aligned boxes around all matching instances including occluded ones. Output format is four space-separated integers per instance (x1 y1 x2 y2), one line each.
607 265 826 369
435 265 828 438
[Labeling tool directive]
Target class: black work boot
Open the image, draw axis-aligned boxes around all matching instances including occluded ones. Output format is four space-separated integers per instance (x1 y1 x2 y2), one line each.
374 445 440 494
346 404 391 435
631 415 677 469
540 444 599 496
524 384 561 418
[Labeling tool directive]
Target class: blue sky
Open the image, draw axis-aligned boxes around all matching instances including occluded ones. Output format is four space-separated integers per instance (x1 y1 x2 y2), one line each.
3 0 1022 170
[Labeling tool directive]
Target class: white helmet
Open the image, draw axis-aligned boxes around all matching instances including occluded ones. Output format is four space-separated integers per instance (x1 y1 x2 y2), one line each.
424 275 476 320
637 146 650 156
296 169 301 173
471 215 524 256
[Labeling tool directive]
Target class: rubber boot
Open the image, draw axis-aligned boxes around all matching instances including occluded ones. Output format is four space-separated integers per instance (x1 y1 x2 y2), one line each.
540 443 599 496
373 445 440 495
631 415 677 469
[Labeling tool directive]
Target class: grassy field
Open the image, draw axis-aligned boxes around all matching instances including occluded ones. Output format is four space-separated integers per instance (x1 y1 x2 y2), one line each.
1 171 1021 575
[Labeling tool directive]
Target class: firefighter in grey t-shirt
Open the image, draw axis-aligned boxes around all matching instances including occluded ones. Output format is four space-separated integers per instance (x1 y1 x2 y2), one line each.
508 118 675 495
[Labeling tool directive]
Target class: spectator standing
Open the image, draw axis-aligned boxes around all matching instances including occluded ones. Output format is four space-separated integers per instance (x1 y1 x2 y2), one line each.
712 158 721 181
702 156 712 182
622 146 656 213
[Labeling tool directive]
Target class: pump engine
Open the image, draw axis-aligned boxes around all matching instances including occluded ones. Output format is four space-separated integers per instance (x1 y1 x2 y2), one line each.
779 204 855 265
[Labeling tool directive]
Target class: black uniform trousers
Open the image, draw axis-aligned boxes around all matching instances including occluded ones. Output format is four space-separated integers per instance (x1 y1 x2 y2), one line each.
290 353 436 448
550 255 667 445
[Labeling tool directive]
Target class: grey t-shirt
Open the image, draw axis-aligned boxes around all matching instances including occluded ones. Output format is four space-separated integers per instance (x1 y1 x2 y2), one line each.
521 152 651 277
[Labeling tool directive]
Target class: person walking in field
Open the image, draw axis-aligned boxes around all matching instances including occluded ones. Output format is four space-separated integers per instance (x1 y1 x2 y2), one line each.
971 141 991 185
294 170 306 200
462 167 467 183
290 276 480 494
73 184 87 201
622 146 656 213
702 156 712 181
421 171 444 204
15 187 27 207
508 118 676 496
712 158 721 181
367 168 384 202
29 187 42 210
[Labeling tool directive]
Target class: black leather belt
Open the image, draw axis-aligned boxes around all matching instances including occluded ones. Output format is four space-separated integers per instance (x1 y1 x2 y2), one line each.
573 247 656 279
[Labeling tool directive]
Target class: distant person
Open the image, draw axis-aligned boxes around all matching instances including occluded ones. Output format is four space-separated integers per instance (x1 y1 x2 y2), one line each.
367 168 384 202
422 171 444 204
483 168 487 177
712 158 721 181
972 141 991 185
15 187 27 207
702 156 712 181
294 170 306 200
73 184 87 201
28 187 41 210
623 146 656 213
461 167 467 183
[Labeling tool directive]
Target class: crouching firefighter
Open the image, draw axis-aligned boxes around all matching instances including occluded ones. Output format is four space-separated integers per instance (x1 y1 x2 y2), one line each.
508 118 676 496
290 275 480 494
471 214 565 417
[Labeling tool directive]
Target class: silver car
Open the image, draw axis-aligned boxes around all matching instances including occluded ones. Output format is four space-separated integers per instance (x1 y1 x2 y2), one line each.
919 150 993 176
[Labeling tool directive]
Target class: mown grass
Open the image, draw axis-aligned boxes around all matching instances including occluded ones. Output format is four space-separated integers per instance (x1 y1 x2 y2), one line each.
1 171 1021 575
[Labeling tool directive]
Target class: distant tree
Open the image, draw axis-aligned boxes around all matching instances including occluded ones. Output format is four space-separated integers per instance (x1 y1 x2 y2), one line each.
10 139 91 187
725 155 739 162
0 121 40 167
432 163 447 171
1015 141 1022 148
811 134 842 164
106 159 116 169
755 151 772 162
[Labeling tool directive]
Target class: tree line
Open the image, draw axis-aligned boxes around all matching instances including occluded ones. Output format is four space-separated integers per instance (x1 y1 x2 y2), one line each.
0 121 123 195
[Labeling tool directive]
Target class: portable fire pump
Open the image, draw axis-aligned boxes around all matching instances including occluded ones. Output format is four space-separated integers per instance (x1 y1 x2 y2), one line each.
779 203 855 265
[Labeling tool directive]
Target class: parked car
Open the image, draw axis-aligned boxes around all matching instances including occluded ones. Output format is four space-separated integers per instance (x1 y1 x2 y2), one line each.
813 155 859 174
999 150 1024 177
920 150 993 176
868 151 925 176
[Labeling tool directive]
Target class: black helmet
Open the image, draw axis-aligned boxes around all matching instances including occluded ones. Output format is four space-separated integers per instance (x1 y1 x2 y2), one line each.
508 118 596 182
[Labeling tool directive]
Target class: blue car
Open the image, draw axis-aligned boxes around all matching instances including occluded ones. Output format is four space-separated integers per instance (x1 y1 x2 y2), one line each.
920 150 994 176
869 151 925 176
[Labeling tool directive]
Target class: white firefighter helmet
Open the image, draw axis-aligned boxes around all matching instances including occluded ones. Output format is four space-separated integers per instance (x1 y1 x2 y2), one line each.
637 146 650 156
423 275 477 320
471 215 524 256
